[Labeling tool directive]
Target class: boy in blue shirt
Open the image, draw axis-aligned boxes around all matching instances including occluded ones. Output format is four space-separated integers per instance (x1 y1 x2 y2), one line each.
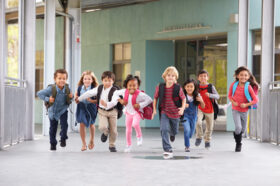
37 69 73 151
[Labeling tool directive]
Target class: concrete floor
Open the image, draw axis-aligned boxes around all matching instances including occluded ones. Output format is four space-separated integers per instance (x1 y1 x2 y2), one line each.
1 128 280 186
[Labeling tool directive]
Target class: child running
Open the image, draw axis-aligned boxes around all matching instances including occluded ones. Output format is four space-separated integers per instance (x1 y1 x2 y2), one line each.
228 66 258 152
75 71 98 151
181 79 205 152
100 74 153 152
152 66 186 159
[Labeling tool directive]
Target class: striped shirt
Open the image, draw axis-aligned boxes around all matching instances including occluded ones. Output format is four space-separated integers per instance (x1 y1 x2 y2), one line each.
154 84 185 119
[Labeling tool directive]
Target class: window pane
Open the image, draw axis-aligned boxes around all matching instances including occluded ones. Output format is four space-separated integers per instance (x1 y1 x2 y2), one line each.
253 55 261 83
6 0 19 8
113 63 131 88
254 31 261 51
123 43 131 60
275 54 280 81
114 44 123 61
7 23 19 79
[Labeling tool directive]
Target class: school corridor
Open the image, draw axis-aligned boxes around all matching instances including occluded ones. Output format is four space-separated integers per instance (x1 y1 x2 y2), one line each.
0 128 279 186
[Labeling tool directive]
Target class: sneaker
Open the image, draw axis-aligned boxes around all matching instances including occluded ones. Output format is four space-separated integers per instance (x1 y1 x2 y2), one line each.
185 147 190 152
195 138 202 147
124 146 132 153
109 146 117 152
137 137 143 146
205 142 210 149
163 151 173 159
60 140 66 147
101 133 108 143
170 135 175 142
50 144 56 151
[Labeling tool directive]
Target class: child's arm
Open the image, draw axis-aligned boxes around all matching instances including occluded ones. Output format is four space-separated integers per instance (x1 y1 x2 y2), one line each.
208 85 220 100
240 85 259 108
152 86 159 119
178 87 186 115
78 87 98 102
134 92 153 109
104 89 125 109
37 86 52 102
196 95 205 109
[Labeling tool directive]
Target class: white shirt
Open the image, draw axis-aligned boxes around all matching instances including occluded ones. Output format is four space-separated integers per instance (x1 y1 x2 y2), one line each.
106 89 153 115
187 95 194 102
78 85 113 110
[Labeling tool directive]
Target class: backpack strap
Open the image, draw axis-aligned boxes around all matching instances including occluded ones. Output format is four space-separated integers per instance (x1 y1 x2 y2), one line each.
64 84 71 105
96 85 103 105
244 82 252 102
158 83 165 111
108 86 118 102
207 83 213 93
232 81 239 97
47 84 57 108
124 89 130 102
172 83 182 108
131 89 140 107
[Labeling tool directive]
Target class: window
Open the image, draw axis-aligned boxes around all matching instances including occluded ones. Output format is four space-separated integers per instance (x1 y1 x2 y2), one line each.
35 51 44 96
113 43 131 88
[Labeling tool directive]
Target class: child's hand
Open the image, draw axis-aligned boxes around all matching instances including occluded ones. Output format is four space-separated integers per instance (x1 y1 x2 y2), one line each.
205 93 210 97
185 103 189 109
118 99 127 106
133 104 140 109
178 107 184 115
69 93 73 99
240 103 247 108
87 98 97 104
232 100 238 107
152 110 157 120
196 96 203 103
49 96 55 103
75 97 80 104
100 100 107 107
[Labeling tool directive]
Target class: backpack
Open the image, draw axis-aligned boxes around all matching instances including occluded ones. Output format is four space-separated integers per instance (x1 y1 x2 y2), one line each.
199 83 219 120
96 84 123 119
123 89 153 120
232 81 258 109
44 84 72 110
158 83 182 118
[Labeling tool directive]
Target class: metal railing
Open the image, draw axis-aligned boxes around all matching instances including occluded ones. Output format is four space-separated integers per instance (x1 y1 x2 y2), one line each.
249 81 280 145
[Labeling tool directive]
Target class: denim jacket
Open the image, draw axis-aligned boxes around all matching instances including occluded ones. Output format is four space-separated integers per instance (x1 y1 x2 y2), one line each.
37 85 72 121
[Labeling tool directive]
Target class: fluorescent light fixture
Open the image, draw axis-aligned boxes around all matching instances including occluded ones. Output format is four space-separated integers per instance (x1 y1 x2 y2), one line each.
216 43 228 47
85 9 101 13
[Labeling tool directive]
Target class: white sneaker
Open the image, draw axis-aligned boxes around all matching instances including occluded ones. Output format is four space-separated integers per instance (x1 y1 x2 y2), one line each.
137 137 143 146
124 146 132 153
163 151 173 159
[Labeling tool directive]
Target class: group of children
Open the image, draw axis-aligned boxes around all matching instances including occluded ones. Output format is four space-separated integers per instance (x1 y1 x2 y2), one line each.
37 65 258 159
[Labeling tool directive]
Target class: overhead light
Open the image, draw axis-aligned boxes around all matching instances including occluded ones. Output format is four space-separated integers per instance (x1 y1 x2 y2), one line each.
216 43 228 47
85 9 101 13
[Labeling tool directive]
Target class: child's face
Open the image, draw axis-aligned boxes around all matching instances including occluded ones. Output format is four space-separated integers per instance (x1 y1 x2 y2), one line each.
54 73 67 88
165 72 176 84
127 79 138 94
83 75 93 88
237 70 250 83
184 82 195 95
102 77 114 88
198 73 208 84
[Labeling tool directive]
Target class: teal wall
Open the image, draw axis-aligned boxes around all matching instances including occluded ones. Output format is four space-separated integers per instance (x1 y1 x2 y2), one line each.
81 0 239 128
35 17 65 124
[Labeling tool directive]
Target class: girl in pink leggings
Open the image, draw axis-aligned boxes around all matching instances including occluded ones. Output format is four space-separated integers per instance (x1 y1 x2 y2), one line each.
100 75 152 152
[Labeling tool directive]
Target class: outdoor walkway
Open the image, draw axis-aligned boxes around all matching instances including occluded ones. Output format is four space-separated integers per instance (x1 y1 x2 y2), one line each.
0 128 280 186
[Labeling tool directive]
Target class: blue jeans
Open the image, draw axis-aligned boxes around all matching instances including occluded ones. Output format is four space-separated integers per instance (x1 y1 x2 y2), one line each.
182 117 196 148
160 113 180 152
49 111 68 145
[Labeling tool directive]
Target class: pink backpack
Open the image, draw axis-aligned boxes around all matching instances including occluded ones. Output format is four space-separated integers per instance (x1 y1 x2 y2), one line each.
124 89 153 120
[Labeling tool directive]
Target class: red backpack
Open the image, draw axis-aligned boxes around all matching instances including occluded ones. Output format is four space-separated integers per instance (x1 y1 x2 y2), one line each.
124 89 153 120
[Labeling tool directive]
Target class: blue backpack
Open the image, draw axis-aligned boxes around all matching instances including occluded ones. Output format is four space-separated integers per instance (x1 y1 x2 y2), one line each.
232 81 257 109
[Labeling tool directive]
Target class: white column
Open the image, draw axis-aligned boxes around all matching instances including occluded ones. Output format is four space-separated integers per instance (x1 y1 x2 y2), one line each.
260 0 275 142
0 0 5 149
238 0 249 67
43 0 56 135
23 0 36 140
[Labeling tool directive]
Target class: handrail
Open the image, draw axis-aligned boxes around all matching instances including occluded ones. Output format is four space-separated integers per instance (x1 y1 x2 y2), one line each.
4 77 26 87
269 81 280 90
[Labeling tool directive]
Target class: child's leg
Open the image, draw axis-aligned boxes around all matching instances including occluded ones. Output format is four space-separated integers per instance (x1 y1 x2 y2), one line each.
232 110 242 135
190 118 197 137
108 109 118 148
169 117 180 137
125 113 134 146
195 109 204 139
49 119 58 145
89 124 95 149
240 112 248 134
160 113 172 152
204 112 214 142
182 120 191 148
80 123 87 146
98 109 109 136
132 113 142 138
59 111 68 141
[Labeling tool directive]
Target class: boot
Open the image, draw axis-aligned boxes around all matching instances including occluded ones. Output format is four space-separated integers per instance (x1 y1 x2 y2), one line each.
233 132 242 152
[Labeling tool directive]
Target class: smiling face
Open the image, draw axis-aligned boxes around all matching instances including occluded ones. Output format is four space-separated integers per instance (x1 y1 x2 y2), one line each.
54 73 67 89
102 77 114 89
165 72 177 84
198 73 209 85
237 70 250 84
184 82 195 96
127 79 138 94
83 74 93 88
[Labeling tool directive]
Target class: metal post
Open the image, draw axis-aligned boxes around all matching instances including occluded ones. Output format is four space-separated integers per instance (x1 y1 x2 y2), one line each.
0 0 5 149
260 0 275 142
238 0 249 67
43 0 56 135
23 0 36 140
